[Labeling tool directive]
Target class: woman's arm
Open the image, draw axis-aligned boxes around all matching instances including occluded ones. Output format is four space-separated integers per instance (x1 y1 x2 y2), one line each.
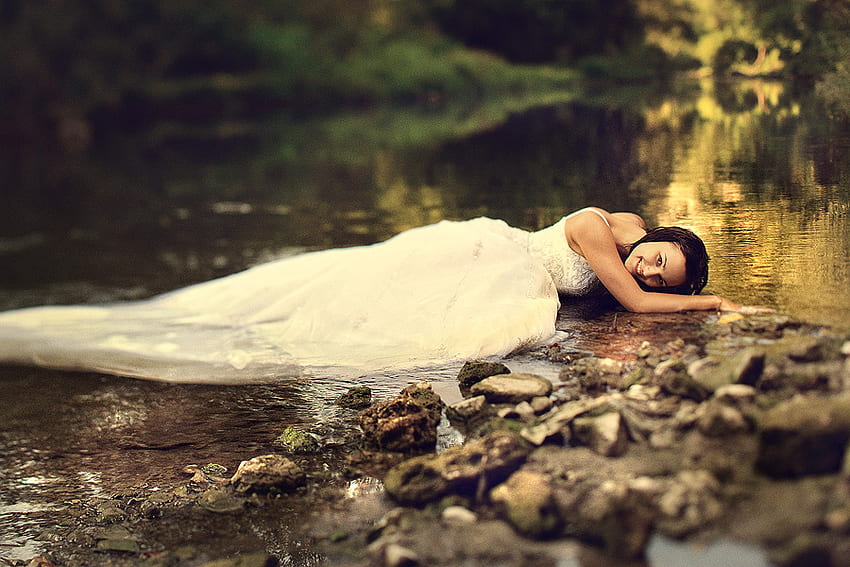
564 210 740 313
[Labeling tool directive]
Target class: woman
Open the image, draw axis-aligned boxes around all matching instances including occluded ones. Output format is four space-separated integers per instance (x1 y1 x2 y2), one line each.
0 207 739 383
562 207 738 312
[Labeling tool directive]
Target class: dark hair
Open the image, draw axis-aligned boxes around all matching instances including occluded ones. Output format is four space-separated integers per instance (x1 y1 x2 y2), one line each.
627 226 709 295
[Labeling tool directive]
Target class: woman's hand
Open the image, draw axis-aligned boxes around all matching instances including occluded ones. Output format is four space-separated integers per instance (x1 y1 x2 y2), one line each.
717 296 740 311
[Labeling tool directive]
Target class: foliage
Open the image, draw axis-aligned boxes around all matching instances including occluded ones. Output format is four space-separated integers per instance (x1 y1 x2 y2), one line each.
1 0 849 134
422 0 643 63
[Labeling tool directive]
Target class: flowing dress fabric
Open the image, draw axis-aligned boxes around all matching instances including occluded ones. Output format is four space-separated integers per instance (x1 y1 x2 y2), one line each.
0 217 600 383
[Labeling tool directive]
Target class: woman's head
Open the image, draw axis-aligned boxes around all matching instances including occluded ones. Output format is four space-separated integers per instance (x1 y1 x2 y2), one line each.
624 227 709 295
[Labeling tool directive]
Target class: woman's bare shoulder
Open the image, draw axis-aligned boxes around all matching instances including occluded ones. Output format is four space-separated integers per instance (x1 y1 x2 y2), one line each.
610 211 646 229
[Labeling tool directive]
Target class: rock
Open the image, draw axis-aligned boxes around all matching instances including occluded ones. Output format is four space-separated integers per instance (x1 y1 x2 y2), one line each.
572 411 629 457
446 395 487 423
335 386 372 409
384 543 419 567
198 552 279 567
728 348 766 386
198 488 244 513
470 373 553 403
229 454 306 494
201 463 229 477
560 356 627 392
359 383 444 451
441 505 478 524
562 479 656 560
383 431 530 505
756 394 850 478
713 383 758 403
399 381 445 413
490 470 561 538
520 397 610 446
529 396 553 414
696 401 752 436
655 470 723 537
276 426 322 453
457 360 510 390
95 538 140 553
497 401 536 422
655 359 711 401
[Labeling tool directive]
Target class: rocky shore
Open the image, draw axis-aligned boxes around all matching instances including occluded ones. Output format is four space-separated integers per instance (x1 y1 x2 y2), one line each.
17 312 850 567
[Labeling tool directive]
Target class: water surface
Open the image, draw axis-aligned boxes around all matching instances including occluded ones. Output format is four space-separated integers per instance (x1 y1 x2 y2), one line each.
1 79 849 564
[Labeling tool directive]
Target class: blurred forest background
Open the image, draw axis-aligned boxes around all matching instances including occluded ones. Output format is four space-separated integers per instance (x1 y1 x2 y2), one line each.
1 0 849 149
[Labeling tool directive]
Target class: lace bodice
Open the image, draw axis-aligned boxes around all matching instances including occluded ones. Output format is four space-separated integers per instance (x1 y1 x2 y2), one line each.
528 217 599 295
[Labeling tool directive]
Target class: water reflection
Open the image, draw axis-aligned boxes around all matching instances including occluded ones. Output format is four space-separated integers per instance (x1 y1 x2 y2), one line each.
1 79 849 564
3 79 848 328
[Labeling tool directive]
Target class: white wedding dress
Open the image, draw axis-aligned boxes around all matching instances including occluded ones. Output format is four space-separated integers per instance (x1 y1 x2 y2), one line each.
0 212 601 383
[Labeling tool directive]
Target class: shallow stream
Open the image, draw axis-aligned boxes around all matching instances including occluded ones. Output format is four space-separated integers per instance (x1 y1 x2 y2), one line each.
1 79 849 565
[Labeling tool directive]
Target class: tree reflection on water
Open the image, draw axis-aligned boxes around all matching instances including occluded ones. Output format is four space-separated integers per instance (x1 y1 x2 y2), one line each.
1 79 849 328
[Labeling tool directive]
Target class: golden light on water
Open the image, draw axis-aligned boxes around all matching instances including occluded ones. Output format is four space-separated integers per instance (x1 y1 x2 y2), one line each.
646 112 850 329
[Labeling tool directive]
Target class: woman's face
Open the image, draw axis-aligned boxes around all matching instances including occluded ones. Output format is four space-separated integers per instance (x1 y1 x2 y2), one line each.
625 241 687 289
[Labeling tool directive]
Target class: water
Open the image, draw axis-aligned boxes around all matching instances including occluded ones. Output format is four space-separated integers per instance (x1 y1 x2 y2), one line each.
1 78 849 564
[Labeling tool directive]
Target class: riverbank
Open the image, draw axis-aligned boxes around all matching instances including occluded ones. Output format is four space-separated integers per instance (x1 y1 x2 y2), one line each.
8 309 850 567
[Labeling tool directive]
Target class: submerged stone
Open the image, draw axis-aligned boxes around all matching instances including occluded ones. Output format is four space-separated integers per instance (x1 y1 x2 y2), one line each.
335 386 373 409
229 454 306 494
276 426 322 453
95 538 140 553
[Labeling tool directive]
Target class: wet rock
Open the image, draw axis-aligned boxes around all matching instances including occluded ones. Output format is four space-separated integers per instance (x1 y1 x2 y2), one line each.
756 394 850 478
696 400 752 436
446 395 487 423
276 426 322 453
199 488 245 513
359 382 444 452
95 538 140 553
497 401 536 422
490 470 561 538
655 470 723 537
197 552 279 567
787 336 844 362
94 501 127 524
399 381 445 413
201 463 229 477
560 356 628 392
384 543 420 567
335 386 373 408
520 397 610 446
529 396 553 414
229 454 306 494
689 349 765 391
441 505 477 524
470 373 553 403
560 478 656 560
654 359 711 401
457 360 510 390
572 411 628 457
383 431 530 505
713 383 758 403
